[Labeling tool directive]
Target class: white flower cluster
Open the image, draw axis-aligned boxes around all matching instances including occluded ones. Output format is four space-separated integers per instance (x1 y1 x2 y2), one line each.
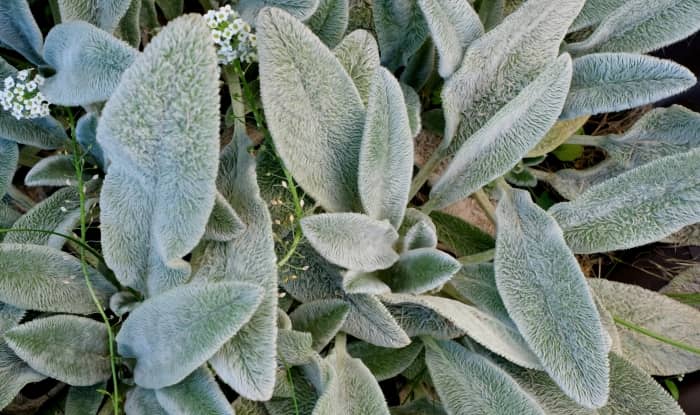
0 69 50 120
204 5 258 65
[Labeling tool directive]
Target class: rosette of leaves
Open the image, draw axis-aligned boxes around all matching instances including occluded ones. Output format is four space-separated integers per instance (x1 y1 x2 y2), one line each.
0 0 698 414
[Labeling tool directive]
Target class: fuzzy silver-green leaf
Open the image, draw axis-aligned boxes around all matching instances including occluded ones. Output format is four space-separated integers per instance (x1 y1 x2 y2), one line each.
495 188 609 408
98 15 220 295
561 53 696 119
258 7 365 212
5 315 110 386
116 281 263 389
430 54 573 209
301 213 400 272
358 68 413 228
42 21 138 106
0 244 115 314
549 149 700 254
424 339 545 415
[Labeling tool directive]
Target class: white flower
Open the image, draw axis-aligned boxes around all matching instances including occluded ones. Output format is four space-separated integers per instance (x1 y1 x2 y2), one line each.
203 6 258 65
0 69 51 120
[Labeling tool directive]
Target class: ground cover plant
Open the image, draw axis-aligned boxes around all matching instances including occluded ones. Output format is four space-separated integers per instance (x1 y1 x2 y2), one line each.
0 0 699 414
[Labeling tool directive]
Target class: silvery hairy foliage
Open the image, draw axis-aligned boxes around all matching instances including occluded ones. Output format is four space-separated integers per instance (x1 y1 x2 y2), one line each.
0 0 699 413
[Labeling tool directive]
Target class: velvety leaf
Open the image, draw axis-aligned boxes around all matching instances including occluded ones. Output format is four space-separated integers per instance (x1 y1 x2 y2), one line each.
660 264 700 309
418 0 483 78
400 38 436 91
76 112 106 168
334 29 380 106
569 0 627 32
265 365 322 414
381 294 543 369
24 154 87 187
5 315 110 386
307 0 348 47
57 0 133 33
279 237 343 303
124 387 168 415
505 353 685 415
204 136 279 402
277 329 315 366
348 340 423 381
589 279 700 376
116 281 263 389
343 270 392 295
593 293 622 355
0 203 20 233
549 149 700 254
234 398 270 415
301 213 400 272
527 116 588 158
0 342 45 411
424 339 545 415
430 55 573 209
479 0 506 31
4 186 95 249
203 191 245 242
258 7 365 212
155 367 234 415
495 188 609 408
505 164 538 187
442 0 584 154
663 223 700 246
0 0 44 65
0 244 115 314
290 299 350 351
561 53 696 119
42 21 138 106
115 0 141 47
400 83 422 138
242 0 319 22
401 208 438 251
358 68 413 228
279 240 410 348
154 0 182 20
0 111 67 149
449 263 510 321
373 0 430 69
390 398 446 415
429 211 494 256
312 347 391 415
65 383 106 415
0 139 17 194
381 248 461 294
0 303 24 336
343 294 411 348
566 0 700 55
98 15 220 295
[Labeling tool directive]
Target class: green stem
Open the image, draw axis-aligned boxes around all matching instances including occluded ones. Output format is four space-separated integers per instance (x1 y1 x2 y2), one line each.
565 135 604 147
284 362 300 415
613 316 700 355
67 110 121 414
409 144 447 199
473 189 496 225
335 332 347 354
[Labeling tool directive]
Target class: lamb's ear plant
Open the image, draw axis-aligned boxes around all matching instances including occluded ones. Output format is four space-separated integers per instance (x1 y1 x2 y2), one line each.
0 0 699 414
